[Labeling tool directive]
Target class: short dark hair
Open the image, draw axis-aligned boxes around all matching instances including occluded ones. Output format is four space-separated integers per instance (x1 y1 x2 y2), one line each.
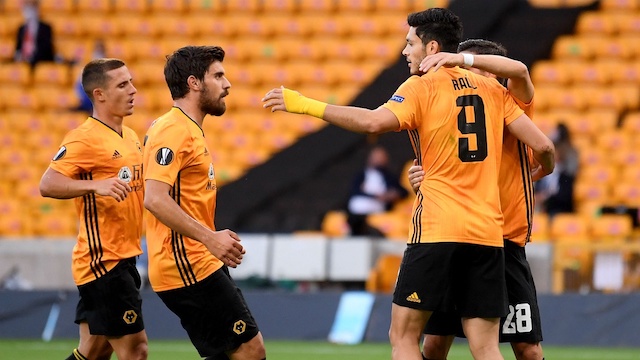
458 39 507 56
164 45 225 100
81 58 126 101
407 8 463 53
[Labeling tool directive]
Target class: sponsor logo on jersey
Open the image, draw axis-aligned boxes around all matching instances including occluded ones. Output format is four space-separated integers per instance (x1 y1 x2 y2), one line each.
233 320 246 335
123 310 138 325
390 94 405 103
155 147 174 166
118 166 132 183
406 292 421 303
52 146 66 161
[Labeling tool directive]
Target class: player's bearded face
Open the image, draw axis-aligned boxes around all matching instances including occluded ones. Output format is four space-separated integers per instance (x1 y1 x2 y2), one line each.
199 81 227 116
403 27 428 76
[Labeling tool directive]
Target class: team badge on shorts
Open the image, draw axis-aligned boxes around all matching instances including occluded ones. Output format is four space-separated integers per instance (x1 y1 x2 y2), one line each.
123 310 138 324
233 320 246 335
156 147 174 166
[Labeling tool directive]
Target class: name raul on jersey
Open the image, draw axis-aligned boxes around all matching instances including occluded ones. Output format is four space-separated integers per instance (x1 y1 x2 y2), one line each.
451 76 477 91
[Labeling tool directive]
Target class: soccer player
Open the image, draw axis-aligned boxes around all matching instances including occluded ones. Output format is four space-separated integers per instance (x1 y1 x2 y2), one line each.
410 40 546 360
262 8 555 360
39 58 148 360
142 45 265 360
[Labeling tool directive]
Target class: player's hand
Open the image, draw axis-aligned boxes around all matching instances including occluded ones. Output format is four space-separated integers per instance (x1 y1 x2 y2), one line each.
262 86 287 113
530 164 547 182
205 229 245 268
93 178 132 202
419 52 465 73
407 159 424 193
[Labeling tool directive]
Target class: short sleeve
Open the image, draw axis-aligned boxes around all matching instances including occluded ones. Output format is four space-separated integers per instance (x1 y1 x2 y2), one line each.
380 76 422 131
48 131 97 177
503 90 525 126
511 94 534 119
144 123 192 186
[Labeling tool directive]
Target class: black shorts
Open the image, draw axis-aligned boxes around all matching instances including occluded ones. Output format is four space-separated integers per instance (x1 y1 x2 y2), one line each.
393 242 507 318
424 240 543 344
156 266 260 358
500 239 543 343
75 258 144 336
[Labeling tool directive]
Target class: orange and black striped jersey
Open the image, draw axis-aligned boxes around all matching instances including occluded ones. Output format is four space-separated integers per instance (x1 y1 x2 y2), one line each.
48 117 144 286
501 96 535 246
382 67 524 247
143 107 222 292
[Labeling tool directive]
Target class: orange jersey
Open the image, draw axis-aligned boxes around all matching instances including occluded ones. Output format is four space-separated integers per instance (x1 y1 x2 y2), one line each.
143 107 222 292
500 97 535 246
49 117 144 286
382 67 524 247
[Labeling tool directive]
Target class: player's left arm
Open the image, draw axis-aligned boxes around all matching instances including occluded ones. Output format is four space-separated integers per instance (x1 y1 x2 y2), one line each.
419 53 534 103
262 86 400 134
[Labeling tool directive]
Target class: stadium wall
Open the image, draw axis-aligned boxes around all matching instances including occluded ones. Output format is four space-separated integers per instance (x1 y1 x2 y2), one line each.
1 289 640 347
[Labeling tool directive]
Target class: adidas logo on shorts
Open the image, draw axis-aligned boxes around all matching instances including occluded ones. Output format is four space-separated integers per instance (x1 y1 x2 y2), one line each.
406 292 421 303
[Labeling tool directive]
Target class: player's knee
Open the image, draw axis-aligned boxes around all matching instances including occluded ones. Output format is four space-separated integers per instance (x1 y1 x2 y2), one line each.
132 341 149 359
512 342 543 360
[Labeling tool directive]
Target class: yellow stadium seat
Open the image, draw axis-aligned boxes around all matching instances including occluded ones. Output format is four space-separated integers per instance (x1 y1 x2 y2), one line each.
622 111 640 132
550 213 591 241
259 129 298 151
149 0 187 13
592 36 635 60
0 62 31 86
185 0 222 12
582 85 624 111
531 61 572 85
0 14 22 38
596 129 632 151
265 15 314 38
47 14 84 38
40 0 75 13
34 212 77 237
34 86 79 110
113 0 149 13
79 14 124 38
224 0 262 13
336 0 374 12
600 0 639 11
591 214 633 242
579 163 619 186
616 84 640 110
0 214 34 237
578 146 607 166
375 0 413 12
321 211 350 237
611 181 640 207
231 14 276 38
620 165 640 183
76 0 112 13
568 60 611 84
552 35 595 59
33 63 71 86
299 0 336 13
617 13 640 33
0 38 15 62
0 86 40 111
155 15 201 38
613 145 640 167
574 180 611 205
530 212 551 242
365 254 402 293
263 0 297 12
576 11 617 35
56 39 94 64
410 0 451 11
548 85 588 111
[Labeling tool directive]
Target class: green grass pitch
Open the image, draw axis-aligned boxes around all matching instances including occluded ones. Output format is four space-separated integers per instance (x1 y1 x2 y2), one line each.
1 339 640 359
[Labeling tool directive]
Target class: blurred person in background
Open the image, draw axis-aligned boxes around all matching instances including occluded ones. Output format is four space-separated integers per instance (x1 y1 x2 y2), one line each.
14 0 55 68
410 39 547 360
39 58 148 360
346 145 408 236
535 123 578 218
143 45 265 360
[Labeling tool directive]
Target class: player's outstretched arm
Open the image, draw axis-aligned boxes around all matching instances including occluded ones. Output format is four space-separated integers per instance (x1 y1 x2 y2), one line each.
419 53 534 103
40 167 131 202
144 179 245 268
507 114 555 178
262 86 400 134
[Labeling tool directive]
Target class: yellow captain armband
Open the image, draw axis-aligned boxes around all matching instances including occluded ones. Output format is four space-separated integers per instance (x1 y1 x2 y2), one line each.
282 87 328 119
